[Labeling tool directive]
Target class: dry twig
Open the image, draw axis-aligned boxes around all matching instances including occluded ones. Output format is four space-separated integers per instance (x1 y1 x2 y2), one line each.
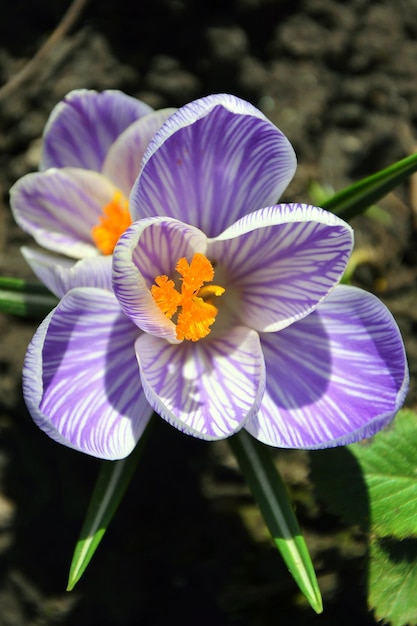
0 0 89 102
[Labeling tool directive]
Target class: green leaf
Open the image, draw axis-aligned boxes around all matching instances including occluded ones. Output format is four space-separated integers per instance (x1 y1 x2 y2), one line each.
0 288 59 318
229 430 323 613
350 410 417 538
311 410 417 538
67 420 153 591
369 536 417 626
0 277 58 318
0 276 53 293
321 152 417 221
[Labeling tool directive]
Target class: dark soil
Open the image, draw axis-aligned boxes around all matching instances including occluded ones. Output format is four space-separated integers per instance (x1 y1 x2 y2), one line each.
1 0 417 624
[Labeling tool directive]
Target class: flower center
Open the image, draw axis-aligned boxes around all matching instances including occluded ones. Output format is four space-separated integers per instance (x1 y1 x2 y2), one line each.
151 252 225 342
91 191 132 255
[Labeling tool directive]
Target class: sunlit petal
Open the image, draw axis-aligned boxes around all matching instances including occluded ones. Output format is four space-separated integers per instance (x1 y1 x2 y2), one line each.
10 168 121 258
136 326 265 439
21 247 112 298
23 288 151 460
246 285 408 448
102 108 176 196
130 94 296 235
208 204 353 331
41 89 152 171
113 217 207 341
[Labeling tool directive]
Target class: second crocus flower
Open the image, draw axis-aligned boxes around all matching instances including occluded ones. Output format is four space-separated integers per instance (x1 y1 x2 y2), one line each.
10 89 175 295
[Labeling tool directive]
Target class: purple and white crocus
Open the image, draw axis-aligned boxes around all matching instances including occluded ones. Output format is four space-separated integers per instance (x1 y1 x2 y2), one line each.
10 89 175 294
15 93 408 460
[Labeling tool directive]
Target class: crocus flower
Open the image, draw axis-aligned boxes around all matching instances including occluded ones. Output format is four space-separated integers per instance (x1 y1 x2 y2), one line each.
22 94 408 460
10 89 175 296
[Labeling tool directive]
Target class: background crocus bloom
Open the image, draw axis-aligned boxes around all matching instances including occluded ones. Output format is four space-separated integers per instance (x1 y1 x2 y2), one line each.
22 94 408 460
9 89 175 296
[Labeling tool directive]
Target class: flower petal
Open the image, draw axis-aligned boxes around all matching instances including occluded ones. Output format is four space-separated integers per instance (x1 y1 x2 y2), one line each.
41 89 153 171
130 94 297 235
135 325 265 439
21 247 112 298
245 285 408 449
23 288 151 460
208 204 353 332
10 168 122 258
102 108 176 196
113 217 207 341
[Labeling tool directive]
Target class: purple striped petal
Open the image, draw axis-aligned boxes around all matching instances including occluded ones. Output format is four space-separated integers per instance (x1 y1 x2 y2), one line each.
130 94 297 235
113 217 207 341
102 109 176 196
135 325 265 439
40 89 153 171
246 285 408 449
208 204 353 332
23 288 151 460
21 248 112 298
10 168 122 258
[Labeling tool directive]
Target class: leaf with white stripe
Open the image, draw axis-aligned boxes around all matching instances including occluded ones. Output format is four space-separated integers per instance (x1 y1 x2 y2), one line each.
229 430 322 613
67 419 153 590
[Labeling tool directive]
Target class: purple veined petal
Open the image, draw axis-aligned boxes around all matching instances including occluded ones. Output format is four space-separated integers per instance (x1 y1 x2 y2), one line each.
23 288 152 460
208 204 353 332
21 247 113 298
136 325 265 439
10 168 122 258
40 89 153 171
113 216 207 341
130 94 297 235
102 108 176 196
245 285 409 449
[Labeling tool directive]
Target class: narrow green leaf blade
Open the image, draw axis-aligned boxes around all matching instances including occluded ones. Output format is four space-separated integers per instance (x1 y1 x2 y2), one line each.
369 536 417 626
67 421 153 591
229 430 322 613
0 276 53 294
322 152 417 221
0 288 58 318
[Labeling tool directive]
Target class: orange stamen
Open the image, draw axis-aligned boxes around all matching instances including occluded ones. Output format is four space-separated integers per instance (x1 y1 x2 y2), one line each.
176 298 218 342
151 275 182 318
91 191 131 255
151 252 225 342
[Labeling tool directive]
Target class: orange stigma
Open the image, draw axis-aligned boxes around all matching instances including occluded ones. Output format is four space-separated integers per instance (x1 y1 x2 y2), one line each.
91 190 131 255
151 253 225 342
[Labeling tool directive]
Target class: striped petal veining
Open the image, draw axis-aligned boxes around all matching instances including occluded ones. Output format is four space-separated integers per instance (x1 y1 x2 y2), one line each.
102 108 176 196
113 217 207 340
130 94 297 236
208 204 353 332
21 248 112 298
136 325 265 439
246 285 409 448
23 288 152 460
10 168 121 258
41 89 153 171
